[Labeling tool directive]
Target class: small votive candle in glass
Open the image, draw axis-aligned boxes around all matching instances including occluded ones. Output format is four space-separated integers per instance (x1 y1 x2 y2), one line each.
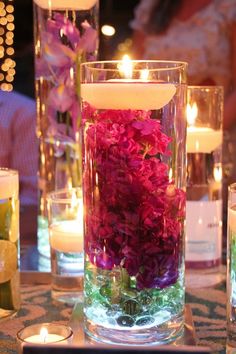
17 323 73 351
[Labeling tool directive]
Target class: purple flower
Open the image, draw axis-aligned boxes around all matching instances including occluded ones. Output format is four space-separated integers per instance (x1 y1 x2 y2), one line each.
37 12 98 141
48 84 74 112
77 21 98 54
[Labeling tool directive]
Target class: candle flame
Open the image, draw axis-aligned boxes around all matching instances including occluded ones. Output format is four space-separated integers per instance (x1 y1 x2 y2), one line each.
213 164 222 182
40 328 48 343
118 54 133 79
187 102 198 126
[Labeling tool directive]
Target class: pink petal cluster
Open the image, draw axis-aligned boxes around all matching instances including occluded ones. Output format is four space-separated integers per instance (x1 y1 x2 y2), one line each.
83 106 185 290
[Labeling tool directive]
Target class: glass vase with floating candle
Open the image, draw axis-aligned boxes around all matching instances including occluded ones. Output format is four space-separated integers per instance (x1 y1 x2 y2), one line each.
33 0 99 258
81 60 187 345
185 86 223 288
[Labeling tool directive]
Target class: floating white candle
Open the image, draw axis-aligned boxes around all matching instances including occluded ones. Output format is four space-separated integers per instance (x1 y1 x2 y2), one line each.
49 220 83 253
187 127 222 154
0 170 18 199
81 82 176 110
33 0 98 10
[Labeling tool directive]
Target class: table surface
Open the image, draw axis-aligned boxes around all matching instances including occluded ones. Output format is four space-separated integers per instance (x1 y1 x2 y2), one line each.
0 266 227 354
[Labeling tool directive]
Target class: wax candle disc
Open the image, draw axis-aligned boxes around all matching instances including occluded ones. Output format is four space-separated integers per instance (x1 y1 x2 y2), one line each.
33 0 98 10
81 83 176 110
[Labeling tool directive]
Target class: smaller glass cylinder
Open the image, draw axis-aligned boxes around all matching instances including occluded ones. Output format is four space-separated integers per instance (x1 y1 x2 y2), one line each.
227 183 236 350
185 86 223 288
33 0 99 258
0 168 20 320
47 188 84 304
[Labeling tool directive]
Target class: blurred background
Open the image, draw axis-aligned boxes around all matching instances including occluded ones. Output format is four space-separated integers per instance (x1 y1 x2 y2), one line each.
2 0 139 98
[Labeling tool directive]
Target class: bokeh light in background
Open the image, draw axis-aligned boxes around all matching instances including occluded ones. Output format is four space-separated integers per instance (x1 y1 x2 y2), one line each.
0 0 15 91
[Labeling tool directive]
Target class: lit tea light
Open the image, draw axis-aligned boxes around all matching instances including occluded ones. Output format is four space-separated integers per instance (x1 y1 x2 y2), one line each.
49 220 83 253
49 197 83 253
24 327 65 344
17 323 73 346
186 102 222 153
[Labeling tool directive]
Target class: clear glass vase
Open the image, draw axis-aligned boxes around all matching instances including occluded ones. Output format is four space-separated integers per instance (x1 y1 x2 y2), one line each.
185 86 223 288
81 60 187 345
33 0 99 258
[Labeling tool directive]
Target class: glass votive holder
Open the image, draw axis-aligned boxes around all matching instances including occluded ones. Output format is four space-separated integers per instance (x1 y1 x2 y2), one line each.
185 85 224 288
17 323 73 352
47 188 84 304
227 183 236 351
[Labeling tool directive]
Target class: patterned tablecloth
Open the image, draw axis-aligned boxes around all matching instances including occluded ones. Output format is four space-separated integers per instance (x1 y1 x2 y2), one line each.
0 271 227 354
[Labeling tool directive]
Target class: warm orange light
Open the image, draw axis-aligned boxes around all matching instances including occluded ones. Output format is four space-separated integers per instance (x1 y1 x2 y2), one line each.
0 0 15 91
101 24 115 37
6 5 14 13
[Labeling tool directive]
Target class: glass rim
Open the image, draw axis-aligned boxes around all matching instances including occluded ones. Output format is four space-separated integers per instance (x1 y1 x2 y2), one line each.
47 187 82 203
0 167 18 177
81 59 188 72
187 85 224 91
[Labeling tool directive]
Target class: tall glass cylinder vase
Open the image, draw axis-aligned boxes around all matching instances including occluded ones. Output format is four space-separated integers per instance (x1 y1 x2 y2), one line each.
81 60 187 345
185 86 223 288
33 0 99 258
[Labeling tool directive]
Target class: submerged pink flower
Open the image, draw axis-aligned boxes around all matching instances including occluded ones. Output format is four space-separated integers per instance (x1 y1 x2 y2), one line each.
83 105 186 290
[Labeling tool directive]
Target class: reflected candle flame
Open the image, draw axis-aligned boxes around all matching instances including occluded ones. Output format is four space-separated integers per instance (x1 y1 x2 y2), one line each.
187 102 198 126
118 54 133 79
140 68 149 81
213 165 222 182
